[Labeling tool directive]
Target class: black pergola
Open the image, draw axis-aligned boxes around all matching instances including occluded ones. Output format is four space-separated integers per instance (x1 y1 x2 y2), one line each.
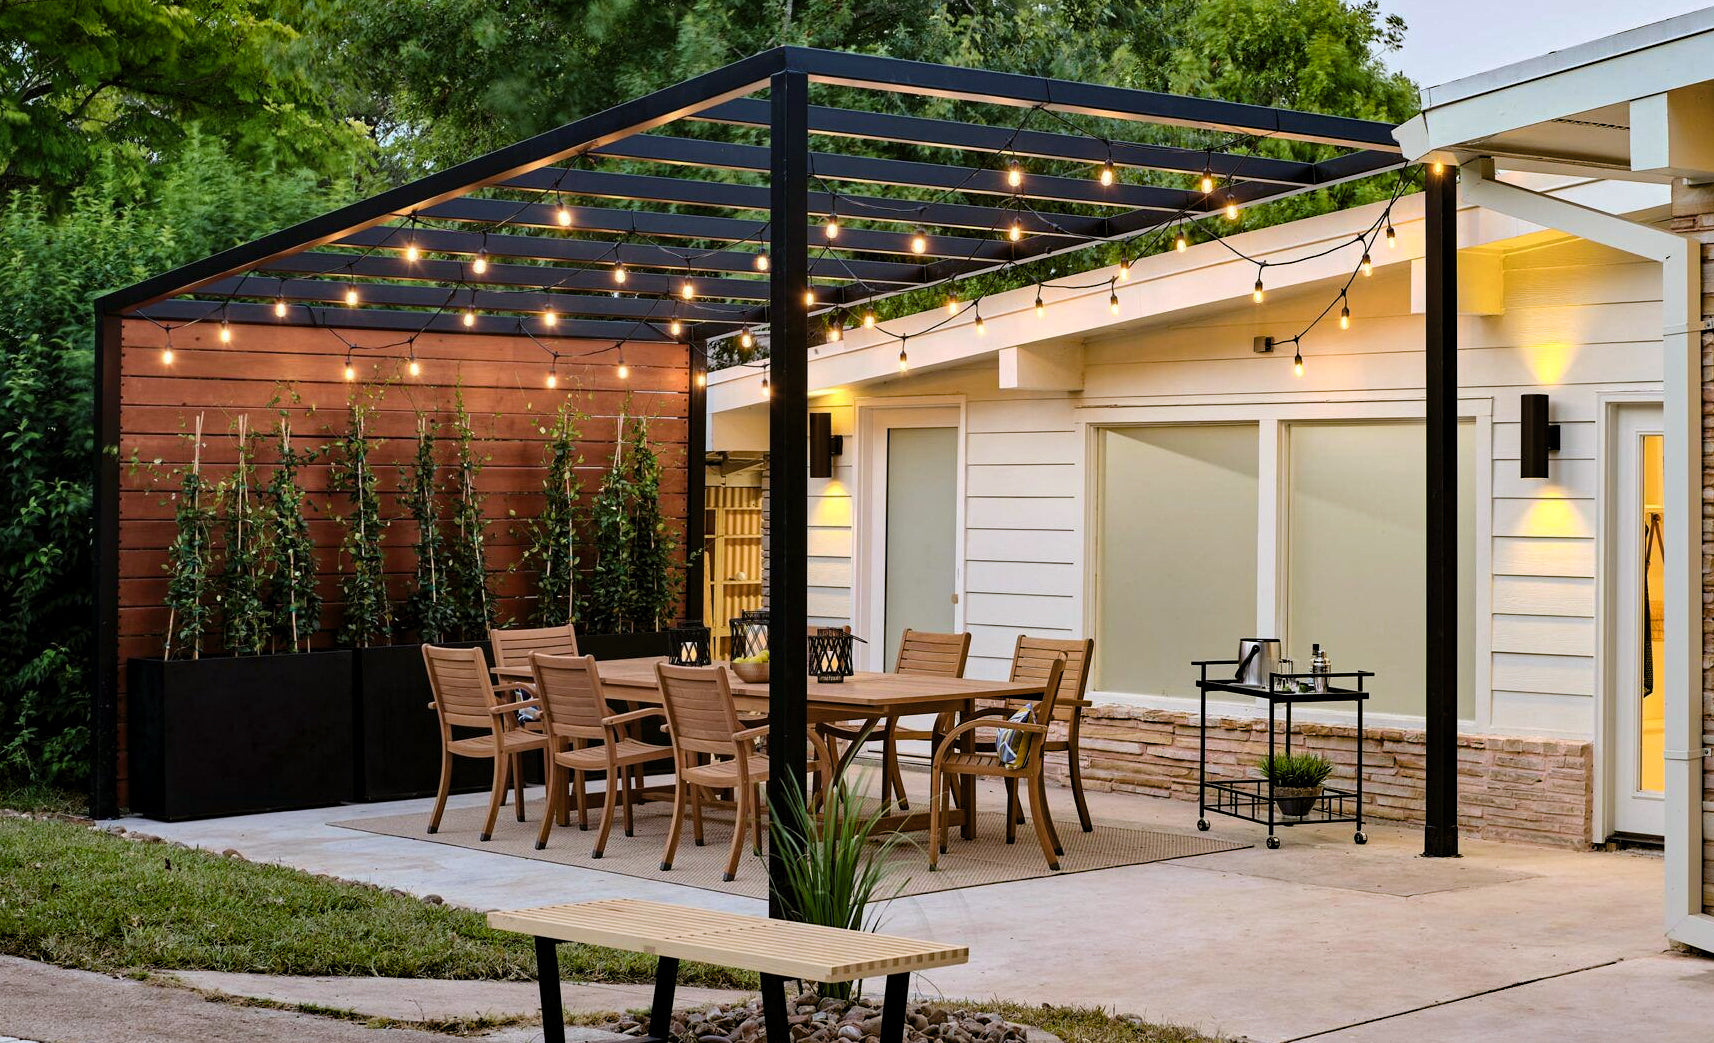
94 47 1462 888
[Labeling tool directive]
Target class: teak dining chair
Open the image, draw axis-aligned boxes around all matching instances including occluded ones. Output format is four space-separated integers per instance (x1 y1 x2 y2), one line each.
1007 636 1097 832
929 653 1068 871
490 624 579 669
654 663 833 882
818 629 971 809
528 652 674 857
422 644 549 841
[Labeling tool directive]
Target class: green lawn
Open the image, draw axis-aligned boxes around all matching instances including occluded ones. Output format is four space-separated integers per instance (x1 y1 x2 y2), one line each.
0 813 753 987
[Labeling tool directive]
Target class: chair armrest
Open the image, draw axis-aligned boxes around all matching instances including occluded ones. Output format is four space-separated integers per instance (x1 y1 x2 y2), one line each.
490 698 541 715
603 707 665 727
733 724 770 742
937 716 1047 748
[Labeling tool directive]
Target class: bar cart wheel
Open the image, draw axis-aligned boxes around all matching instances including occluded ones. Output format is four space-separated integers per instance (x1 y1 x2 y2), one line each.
1354 831 1367 845
1265 836 1281 850
1196 819 1209 831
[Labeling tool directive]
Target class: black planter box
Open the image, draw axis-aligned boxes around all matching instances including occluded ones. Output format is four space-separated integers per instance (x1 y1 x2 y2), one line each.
580 630 669 661
352 641 494 802
128 650 354 821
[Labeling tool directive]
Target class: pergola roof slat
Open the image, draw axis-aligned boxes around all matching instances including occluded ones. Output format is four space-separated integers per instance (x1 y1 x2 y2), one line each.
137 299 689 340
200 275 756 321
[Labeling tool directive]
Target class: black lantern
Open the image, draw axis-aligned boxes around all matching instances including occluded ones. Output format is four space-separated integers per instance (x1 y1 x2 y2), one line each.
808 627 856 682
729 610 769 660
666 624 711 666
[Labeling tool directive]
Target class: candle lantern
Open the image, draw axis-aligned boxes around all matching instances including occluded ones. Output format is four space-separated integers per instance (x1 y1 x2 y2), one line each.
729 610 769 660
666 624 711 666
808 627 856 683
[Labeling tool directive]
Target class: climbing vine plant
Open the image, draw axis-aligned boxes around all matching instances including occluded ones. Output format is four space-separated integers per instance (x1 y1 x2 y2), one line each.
161 414 214 660
443 390 495 641
217 414 271 656
265 395 320 653
582 410 686 633
524 399 585 627
331 392 392 648
402 413 457 643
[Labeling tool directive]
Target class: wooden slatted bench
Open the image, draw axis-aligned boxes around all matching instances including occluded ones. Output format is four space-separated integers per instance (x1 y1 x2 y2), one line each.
488 899 969 1043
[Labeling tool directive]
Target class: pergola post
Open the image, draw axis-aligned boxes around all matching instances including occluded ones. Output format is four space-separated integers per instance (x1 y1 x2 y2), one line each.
1423 163 1459 858
766 67 811 916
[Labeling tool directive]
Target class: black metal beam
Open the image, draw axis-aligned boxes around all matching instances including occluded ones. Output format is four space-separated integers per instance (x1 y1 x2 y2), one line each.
199 275 754 321
589 133 1205 211
97 49 787 311
256 251 803 302
92 309 121 819
788 46 1403 151
1424 164 1458 858
414 197 1023 261
694 97 1323 185
497 166 1108 237
138 299 690 340
334 226 945 284
766 67 810 921
686 337 708 632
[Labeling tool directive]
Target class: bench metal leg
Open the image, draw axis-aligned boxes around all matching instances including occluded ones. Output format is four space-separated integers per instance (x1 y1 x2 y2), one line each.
650 955 680 1042
535 936 564 1043
879 972 910 1043
760 973 790 1043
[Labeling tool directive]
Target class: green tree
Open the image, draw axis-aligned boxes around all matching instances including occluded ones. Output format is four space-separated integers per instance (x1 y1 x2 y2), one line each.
402 414 457 643
217 415 271 657
523 400 586 627
444 392 495 641
0 0 371 195
331 394 391 649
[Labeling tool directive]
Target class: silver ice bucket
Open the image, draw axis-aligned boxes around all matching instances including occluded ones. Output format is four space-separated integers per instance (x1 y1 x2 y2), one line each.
1235 638 1281 688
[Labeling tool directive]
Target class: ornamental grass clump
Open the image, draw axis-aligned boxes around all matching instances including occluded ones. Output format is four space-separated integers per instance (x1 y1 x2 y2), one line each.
1257 752 1335 789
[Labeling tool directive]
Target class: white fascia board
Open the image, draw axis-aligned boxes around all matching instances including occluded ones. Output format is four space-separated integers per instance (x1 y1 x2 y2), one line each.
1396 13 1714 163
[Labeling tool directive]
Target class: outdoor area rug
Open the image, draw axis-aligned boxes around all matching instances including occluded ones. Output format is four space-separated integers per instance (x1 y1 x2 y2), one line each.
333 799 1245 900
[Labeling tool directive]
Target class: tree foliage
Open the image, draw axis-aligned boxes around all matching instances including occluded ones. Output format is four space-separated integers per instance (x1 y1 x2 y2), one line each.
444 392 496 641
402 414 458 644
330 394 391 649
582 412 686 634
524 400 586 627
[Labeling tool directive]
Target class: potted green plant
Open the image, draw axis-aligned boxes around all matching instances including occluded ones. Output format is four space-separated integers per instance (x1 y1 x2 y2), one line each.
1259 752 1334 817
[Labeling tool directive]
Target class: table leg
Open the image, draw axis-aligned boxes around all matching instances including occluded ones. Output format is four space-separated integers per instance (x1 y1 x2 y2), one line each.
880 972 910 1043
649 955 679 1042
760 973 790 1043
959 698 976 840
534 936 564 1043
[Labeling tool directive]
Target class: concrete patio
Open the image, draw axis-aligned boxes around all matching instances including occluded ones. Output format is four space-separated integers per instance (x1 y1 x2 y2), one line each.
125 771 1694 1043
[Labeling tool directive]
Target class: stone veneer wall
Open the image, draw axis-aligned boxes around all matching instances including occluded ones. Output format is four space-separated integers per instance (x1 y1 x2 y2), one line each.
1679 183 1714 912
1040 705 1594 848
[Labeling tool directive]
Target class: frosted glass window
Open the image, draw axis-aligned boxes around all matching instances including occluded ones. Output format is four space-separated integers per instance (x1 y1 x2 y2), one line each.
1096 425 1258 696
1286 421 1475 717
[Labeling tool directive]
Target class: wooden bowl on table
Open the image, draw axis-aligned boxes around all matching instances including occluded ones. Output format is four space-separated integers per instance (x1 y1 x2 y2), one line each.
730 660 770 684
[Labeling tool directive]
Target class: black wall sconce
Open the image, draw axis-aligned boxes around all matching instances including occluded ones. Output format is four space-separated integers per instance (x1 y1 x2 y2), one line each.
809 412 844 478
1520 393 1560 478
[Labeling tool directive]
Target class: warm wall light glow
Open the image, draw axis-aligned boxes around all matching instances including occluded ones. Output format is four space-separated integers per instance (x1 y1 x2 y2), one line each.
1522 341 1578 384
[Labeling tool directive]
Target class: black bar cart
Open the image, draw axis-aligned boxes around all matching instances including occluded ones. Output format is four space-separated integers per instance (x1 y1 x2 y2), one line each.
1191 659 1373 849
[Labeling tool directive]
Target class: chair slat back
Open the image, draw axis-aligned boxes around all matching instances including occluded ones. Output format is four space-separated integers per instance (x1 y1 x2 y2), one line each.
423 644 495 728
894 629 970 678
655 663 743 757
1008 636 1093 722
490 624 579 668
530 652 610 741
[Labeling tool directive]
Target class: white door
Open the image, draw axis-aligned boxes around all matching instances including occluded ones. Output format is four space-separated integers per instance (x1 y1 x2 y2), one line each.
1609 403 1666 838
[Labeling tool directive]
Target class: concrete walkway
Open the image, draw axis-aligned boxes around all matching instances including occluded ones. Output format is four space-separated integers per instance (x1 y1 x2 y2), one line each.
131 773 1691 1043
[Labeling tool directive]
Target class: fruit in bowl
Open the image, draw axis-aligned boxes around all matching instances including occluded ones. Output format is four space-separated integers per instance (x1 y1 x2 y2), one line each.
730 651 770 683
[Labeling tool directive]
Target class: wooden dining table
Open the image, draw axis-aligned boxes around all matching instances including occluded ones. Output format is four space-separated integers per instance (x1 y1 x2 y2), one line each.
494 657 1045 838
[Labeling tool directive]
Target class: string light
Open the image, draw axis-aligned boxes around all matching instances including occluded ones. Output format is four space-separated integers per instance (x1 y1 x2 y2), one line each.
1431 162 1445 175
613 263 628 284
861 309 876 328
1339 296 1351 330
824 217 840 240
408 357 421 377
616 349 629 380
740 328 755 350
1109 285 1121 315
274 296 287 318
1098 161 1116 187
1175 228 1188 252
827 320 842 343
1293 348 1304 378
555 199 573 226
911 229 928 254
1225 195 1239 220
1118 256 1132 282
680 280 695 301
803 289 816 307
1385 223 1396 249
473 249 489 275
761 366 770 397
1361 251 1373 277
898 344 909 371
1200 169 1215 195
546 368 558 389
344 284 359 306
695 371 707 387
1007 159 1023 188
945 292 958 315
343 359 356 382
543 305 558 328
755 253 770 271
1035 289 1046 318
974 310 987 335
161 343 174 365
1008 220 1022 242
404 241 420 263
1253 273 1265 304
462 307 476 327
669 318 683 337
219 319 232 343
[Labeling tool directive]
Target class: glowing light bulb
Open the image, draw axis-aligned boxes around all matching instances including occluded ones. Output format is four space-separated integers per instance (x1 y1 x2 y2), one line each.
219 319 232 343
1293 352 1304 378
462 307 475 327
761 371 770 397
617 361 629 380
1361 252 1373 277
613 264 627 284
1200 172 1214 194
669 318 683 336
1225 199 1239 220
543 306 557 328
344 285 359 306
1253 276 1265 304
1008 221 1022 242
1098 162 1115 186
1007 161 1022 188
556 203 573 226
945 294 958 315
695 371 707 387
803 290 815 308
408 359 421 377
898 346 909 371
827 323 841 343
740 329 754 349
1432 162 1445 175
1109 290 1120 315
1339 301 1351 329
680 281 694 301
974 314 986 335
862 310 875 328
911 230 927 254
1119 258 1132 282
404 242 420 262
546 371 558 388
1034 291 1045 318
344 362 356 382
755 253 769 271
824 218 839 240
1175 231 1187 252
1385 224 1396 249
274 297 287 318
162 347 174 365
473 250 489 274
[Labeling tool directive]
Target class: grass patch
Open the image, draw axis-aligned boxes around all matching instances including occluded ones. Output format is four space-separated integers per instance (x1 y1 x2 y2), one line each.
0 815 755 988
990 1001 1232 1043
0 781 87 816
